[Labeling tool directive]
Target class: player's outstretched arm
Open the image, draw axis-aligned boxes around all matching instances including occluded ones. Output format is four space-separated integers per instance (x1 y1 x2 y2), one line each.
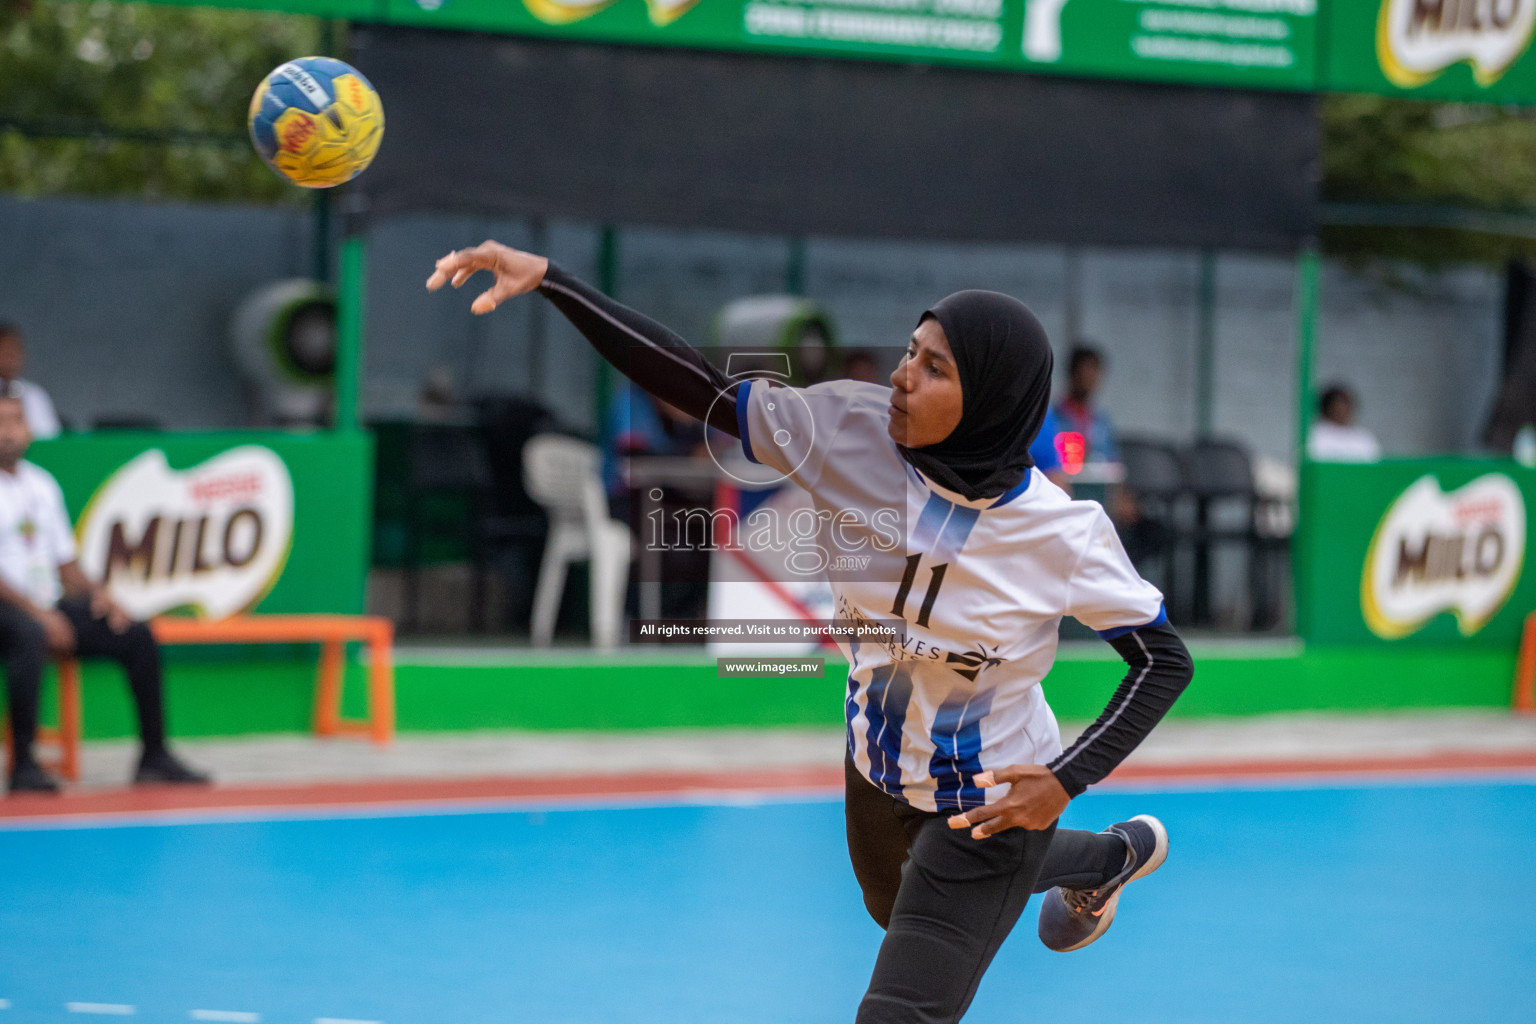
427 240 740 436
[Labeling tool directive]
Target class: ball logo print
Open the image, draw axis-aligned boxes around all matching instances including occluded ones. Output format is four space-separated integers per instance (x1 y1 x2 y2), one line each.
76 447 296 622
278 111 317 154
276 62 332 108
1377 0 1536 87
1360 473 1526 639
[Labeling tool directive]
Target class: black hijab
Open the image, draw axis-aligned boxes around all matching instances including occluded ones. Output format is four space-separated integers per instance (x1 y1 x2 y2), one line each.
897 289 1054 501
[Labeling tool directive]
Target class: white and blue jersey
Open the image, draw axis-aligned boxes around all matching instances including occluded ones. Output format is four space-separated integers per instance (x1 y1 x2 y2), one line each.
737 378 1165 813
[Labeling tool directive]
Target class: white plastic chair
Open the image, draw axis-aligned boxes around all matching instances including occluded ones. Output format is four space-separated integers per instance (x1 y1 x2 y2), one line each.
522 434 632 649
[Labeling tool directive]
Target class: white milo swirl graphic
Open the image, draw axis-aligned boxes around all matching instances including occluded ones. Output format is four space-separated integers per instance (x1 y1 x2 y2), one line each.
1361 472 1526 639
77 447 295 621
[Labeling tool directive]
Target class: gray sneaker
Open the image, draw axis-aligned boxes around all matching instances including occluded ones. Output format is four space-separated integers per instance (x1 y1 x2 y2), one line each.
1038 814 1168 952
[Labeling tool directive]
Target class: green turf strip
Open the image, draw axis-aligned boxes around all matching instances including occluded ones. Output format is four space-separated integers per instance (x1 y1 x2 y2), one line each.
44 642 1517 741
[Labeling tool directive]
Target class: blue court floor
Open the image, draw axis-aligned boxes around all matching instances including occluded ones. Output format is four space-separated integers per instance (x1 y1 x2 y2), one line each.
1 778 1533 1024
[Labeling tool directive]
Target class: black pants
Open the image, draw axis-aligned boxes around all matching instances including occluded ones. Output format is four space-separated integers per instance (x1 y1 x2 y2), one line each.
0 596 166 765
846 757 1126 1023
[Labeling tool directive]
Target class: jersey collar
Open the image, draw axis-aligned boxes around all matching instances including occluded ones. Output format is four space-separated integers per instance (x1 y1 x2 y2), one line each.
905 459 1036 510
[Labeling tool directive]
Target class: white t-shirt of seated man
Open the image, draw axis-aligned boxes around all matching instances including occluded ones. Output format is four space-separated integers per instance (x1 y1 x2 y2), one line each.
0 461 76 608
5 379 62 440
1308 420 1382 463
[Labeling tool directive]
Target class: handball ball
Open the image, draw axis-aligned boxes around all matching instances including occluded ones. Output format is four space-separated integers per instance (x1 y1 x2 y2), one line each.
248 57 383 188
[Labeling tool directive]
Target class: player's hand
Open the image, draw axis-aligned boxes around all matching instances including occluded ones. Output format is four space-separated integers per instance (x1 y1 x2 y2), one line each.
33 608 76 656
946 764 1070 838
90 588 132 634
425 240 549 315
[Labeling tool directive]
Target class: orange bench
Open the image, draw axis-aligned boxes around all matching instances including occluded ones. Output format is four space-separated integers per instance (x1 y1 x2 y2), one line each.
1 658 83 782
3 615 394 782
1515 610 1536 715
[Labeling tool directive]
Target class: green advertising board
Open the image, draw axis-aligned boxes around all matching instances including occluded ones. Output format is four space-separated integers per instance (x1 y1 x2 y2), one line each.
383 0 1018 70
1299 458 1536 648
1325 0 1536 104
119 0 1536 102
381 0 1321 88
28 432 372 618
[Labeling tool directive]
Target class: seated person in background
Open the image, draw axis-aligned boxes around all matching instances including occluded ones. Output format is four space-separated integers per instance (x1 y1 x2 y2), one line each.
1052 346 1138 521
604 384 711 620
0 390 207 793
1053 344 1120 466
0 324 61 440
1308 383 1381 462
1028 405 1073 492
603 384 707 517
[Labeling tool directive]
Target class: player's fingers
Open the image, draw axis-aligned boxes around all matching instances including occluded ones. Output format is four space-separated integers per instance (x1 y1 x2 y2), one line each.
976 765 1033 787
427 251 468 290
947 803 1004 829
471 288 500 315
971 816 1017 839
450 266 476 289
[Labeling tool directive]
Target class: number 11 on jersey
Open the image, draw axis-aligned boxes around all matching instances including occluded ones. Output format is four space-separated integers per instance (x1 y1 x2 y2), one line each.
892 553 948 629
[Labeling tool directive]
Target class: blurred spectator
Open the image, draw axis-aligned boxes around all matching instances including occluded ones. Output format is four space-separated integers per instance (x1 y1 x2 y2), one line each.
841 349 882 384
604 384 707 509
0 324 61 440
1308 384 1381 462
605 385 711 621
1053 345 1120 467
0 389 206 793
1028 406 1072 491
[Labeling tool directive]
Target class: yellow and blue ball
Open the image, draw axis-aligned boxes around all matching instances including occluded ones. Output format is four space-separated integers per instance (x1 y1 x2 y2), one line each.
248 57 384 189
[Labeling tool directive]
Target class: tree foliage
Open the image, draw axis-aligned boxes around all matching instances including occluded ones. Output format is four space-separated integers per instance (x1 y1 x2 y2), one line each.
0 0 320 202
1320 94 1536 263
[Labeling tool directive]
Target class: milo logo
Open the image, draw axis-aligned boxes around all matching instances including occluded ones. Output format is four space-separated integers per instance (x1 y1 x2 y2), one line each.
77 447 295 621
1378 0 1536 86
1361 473 1526 639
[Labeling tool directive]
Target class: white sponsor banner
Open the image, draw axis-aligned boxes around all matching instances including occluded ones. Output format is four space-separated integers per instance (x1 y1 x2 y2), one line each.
1361 472 1526 639
1378 0 1536 87
77 447 295 621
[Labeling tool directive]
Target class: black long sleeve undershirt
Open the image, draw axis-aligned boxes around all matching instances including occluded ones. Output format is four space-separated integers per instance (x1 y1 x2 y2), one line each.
537 261 742 436
1048 622 1194 797
538 261 1194 792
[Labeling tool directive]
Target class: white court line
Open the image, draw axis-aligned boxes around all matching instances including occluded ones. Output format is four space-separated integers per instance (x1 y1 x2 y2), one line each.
66 1004 135 1015
0 998 10 1009
3 768 1533 835
0 786 844 832
191 1011 260 1022
1097 768 1536 794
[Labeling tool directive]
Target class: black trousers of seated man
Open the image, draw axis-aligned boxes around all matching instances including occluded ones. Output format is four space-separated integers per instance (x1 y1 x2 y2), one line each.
0 595 167 766
845 757 1128 1024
